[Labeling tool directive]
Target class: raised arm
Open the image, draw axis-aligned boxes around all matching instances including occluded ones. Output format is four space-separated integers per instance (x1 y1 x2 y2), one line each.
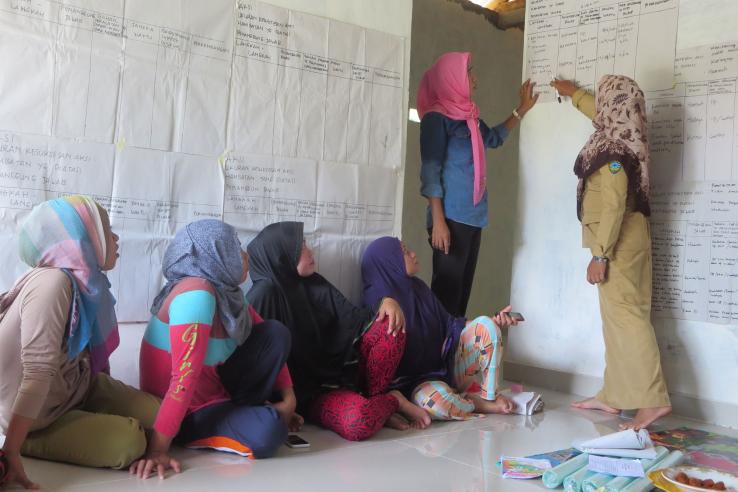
499 79 539 133
550 79 596 119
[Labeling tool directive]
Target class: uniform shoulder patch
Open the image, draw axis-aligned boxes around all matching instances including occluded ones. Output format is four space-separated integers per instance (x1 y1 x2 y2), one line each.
608 161 622 174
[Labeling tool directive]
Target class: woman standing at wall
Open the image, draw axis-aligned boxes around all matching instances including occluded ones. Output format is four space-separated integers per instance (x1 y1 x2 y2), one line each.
418 51 538 317
550 76 671 429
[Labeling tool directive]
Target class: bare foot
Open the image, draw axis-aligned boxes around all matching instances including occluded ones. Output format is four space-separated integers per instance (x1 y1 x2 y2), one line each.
619 406 671 430
470 393 514 414
389 390 432 429
385 413 410 431
571 397 620 414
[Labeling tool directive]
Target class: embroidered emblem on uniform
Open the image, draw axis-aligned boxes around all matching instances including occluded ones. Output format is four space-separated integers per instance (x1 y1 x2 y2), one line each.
608 161 622 174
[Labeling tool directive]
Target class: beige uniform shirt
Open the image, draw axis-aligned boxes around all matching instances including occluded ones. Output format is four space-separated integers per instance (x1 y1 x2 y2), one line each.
581 166 649 257
0 268 92 432
572 90 649 257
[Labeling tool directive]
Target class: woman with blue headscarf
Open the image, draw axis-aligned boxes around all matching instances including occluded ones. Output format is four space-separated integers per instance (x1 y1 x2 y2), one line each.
133 219 293 478
0 196 160 489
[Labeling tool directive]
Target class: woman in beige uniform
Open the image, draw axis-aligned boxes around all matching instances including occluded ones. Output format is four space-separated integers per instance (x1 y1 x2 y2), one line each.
550 75 671 430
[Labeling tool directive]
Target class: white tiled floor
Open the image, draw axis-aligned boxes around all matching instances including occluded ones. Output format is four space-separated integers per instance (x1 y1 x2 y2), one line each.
7 387 738 491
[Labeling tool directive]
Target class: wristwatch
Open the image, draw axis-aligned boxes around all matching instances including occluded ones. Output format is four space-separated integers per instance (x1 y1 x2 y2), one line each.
593 256 609 263
512 108 522 120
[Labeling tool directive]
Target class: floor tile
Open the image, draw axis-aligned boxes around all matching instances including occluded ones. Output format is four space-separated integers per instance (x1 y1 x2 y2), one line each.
6 386 736 492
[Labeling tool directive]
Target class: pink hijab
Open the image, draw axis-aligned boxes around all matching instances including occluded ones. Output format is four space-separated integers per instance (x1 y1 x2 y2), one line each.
417 52 486 206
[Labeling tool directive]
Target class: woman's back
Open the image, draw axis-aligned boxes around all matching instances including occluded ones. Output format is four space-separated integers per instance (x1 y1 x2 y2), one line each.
0 268 91 433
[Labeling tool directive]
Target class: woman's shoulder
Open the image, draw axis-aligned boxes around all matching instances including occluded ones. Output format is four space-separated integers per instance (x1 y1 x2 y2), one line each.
167 277 217 303
23 268 72 296
15 268 73 316
247 278 281 299
588 138 638 168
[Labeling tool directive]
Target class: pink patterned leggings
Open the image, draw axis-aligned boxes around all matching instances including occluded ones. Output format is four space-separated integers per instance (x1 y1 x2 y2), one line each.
309 318 405 441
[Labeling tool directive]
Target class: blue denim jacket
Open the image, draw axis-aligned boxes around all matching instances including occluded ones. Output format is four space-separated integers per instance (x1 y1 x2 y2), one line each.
420 111 509 228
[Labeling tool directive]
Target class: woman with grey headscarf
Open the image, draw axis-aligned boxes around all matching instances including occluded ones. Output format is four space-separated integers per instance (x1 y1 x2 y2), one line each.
132 219 294 479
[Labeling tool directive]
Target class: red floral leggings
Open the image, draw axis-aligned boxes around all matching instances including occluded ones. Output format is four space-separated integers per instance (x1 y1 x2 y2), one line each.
309 318 405 441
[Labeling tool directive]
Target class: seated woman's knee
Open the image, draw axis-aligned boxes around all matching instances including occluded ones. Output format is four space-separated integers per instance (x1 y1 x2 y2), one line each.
471 315 502 339
337 402 378 442
104 417 147 469
246 407 288 458
258 319 292 357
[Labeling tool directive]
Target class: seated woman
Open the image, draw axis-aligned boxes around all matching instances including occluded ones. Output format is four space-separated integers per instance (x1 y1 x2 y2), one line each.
362 237 520 421
0 196 160 489
246 221 430 441
133 219 293 478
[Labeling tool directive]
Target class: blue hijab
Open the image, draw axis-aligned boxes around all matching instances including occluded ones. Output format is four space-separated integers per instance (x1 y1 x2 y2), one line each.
150 219 252 344
361 236 464 391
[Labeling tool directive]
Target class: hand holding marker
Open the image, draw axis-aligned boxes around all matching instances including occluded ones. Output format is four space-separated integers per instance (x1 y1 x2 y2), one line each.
552 75 562 103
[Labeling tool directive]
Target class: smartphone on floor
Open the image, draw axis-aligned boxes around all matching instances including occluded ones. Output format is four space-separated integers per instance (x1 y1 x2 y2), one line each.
285 434 310 449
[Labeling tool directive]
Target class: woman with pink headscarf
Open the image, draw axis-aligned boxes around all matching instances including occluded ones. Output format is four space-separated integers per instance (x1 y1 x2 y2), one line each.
418 52 537 317
550 76 671 430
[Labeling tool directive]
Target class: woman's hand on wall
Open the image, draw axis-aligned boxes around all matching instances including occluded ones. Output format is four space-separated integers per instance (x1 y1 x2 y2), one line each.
517 79 539 116
549 78 579 98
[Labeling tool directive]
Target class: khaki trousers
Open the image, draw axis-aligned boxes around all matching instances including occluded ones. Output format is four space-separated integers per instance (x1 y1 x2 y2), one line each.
22 373 160 469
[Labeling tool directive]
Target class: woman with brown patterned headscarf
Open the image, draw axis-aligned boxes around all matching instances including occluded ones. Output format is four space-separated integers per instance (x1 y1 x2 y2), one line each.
550 75 671 430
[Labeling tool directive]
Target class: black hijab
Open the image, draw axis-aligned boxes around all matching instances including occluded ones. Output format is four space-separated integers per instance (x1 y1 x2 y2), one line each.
246 222 374 402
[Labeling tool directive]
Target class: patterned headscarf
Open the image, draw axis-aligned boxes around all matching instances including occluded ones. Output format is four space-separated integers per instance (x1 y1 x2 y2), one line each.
574 75 651 218
0 195 119 374
150 219 252 345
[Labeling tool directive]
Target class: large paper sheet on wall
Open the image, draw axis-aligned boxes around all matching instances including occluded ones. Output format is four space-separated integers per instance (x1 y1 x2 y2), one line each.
511 1 738 393
0 0 406 320
646 41 738 324
524 0 679 102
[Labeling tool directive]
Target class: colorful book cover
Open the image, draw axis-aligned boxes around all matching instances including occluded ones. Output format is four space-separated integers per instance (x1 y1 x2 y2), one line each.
650 427 738 474
500 456 552 479
526 447 581 467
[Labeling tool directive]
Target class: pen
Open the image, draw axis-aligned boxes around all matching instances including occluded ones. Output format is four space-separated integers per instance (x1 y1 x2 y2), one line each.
552 76 562 103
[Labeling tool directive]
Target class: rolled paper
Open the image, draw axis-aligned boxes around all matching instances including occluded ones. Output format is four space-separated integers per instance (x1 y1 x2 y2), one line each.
579 429 651 450
620 450 684 492
601 446 669 492
564 469 597 492
543 452 590 488
583 472 613 492
604 475 637 492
